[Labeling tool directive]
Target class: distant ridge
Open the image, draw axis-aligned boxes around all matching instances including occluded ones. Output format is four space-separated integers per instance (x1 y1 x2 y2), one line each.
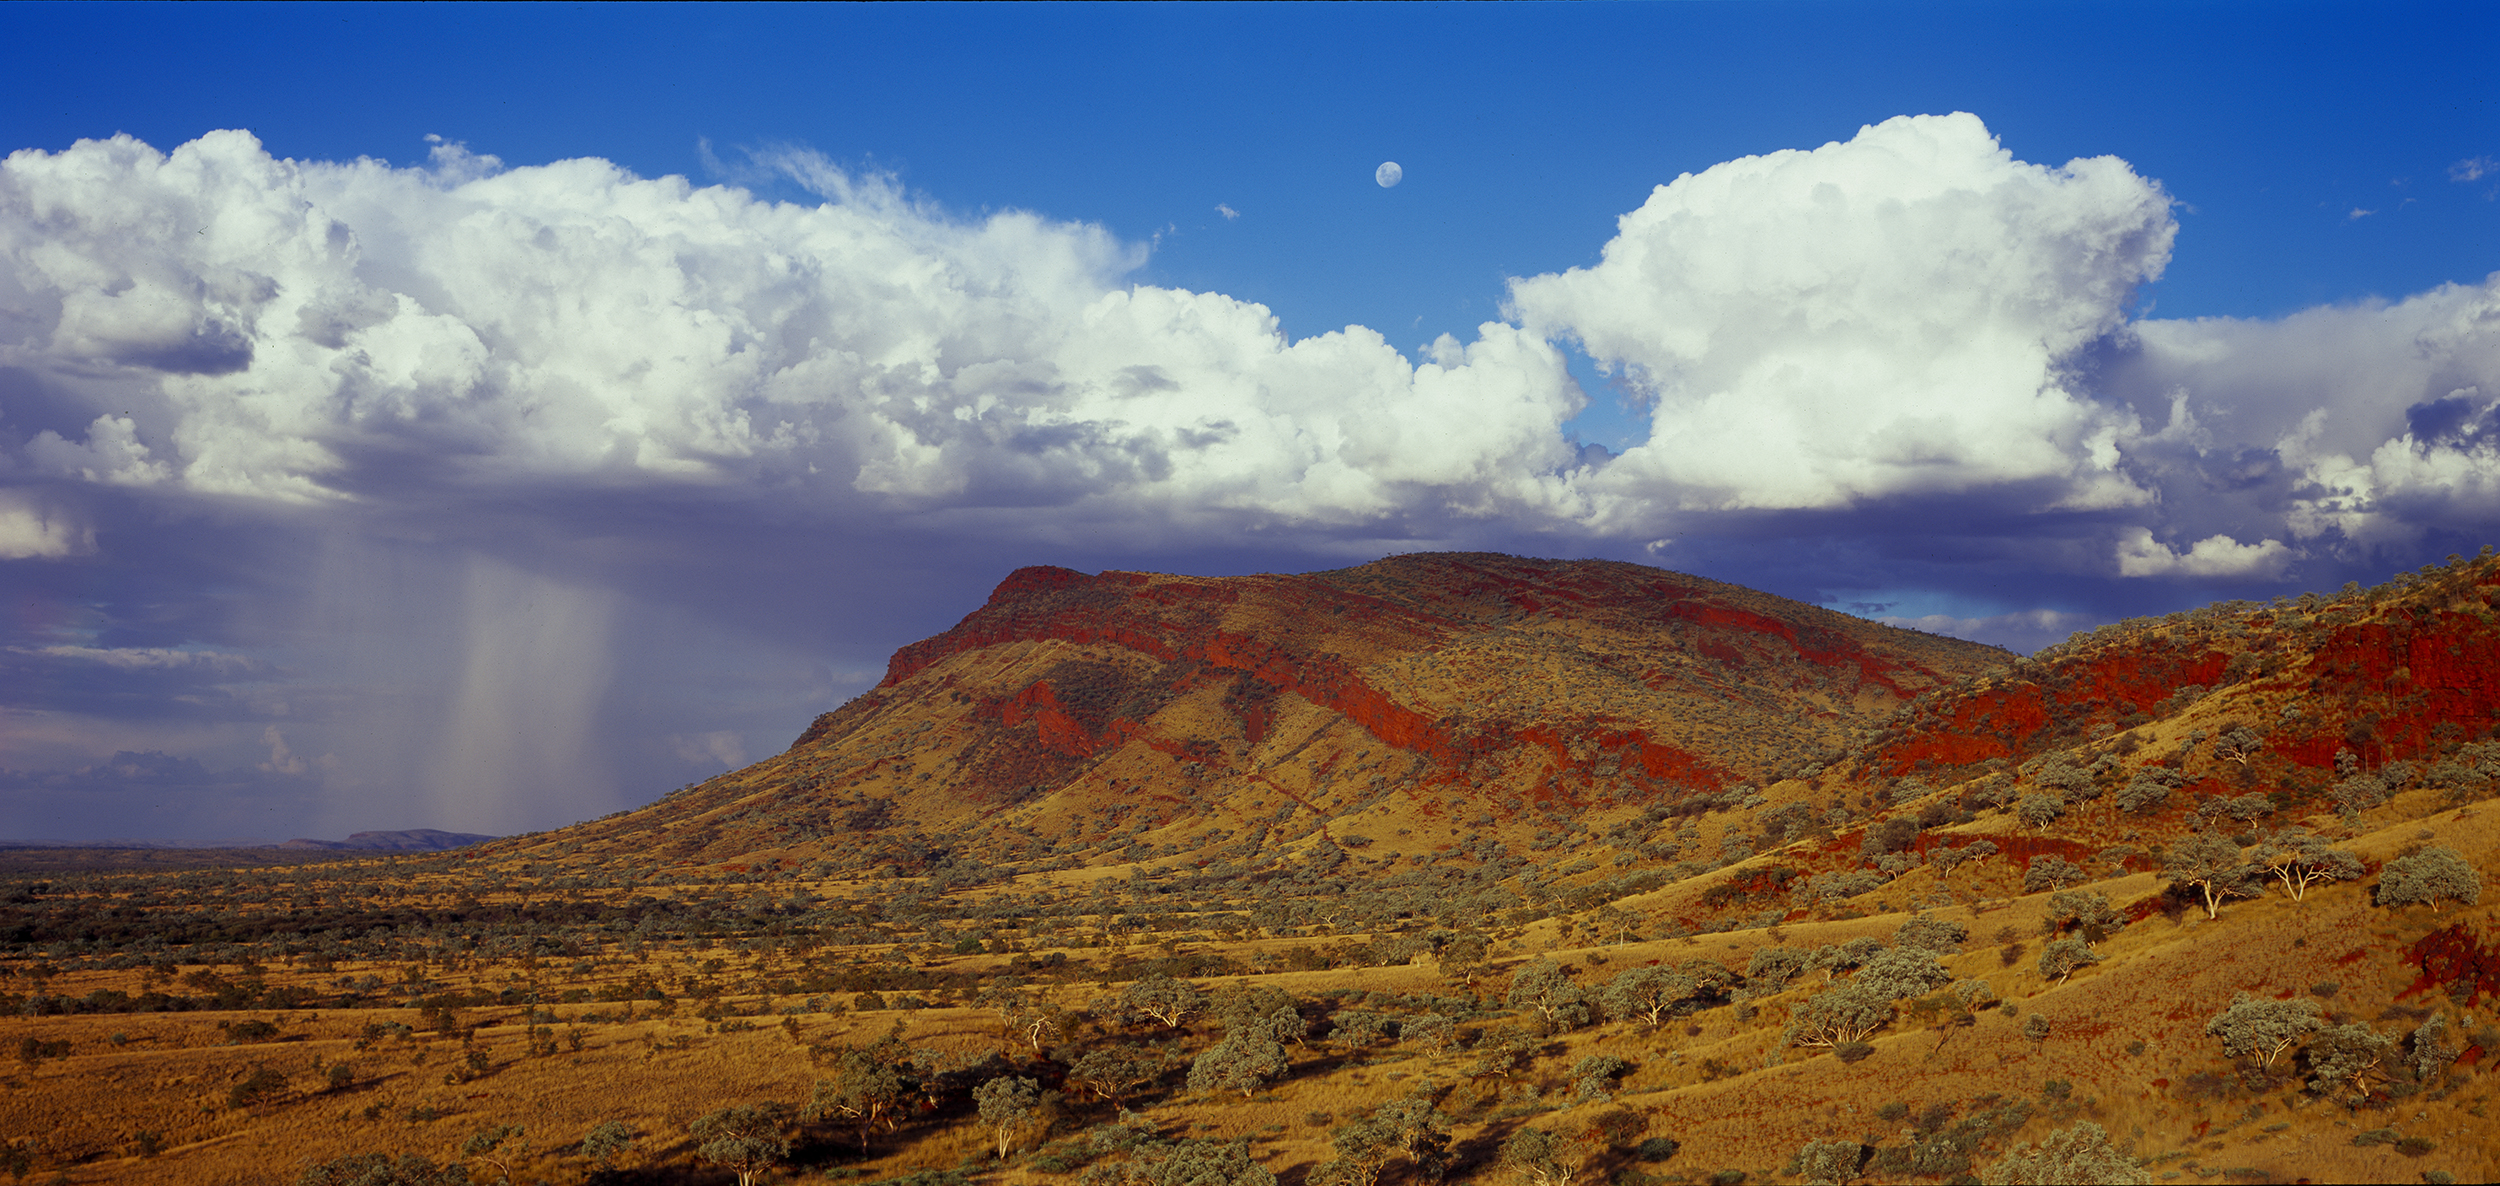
278 828 498 852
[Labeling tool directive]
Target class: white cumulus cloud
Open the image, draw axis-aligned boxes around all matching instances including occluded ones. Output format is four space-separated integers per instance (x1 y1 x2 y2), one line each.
1509 112 2176 521
4 118 2497 590
0 130 1584 532
2113 527 2297 579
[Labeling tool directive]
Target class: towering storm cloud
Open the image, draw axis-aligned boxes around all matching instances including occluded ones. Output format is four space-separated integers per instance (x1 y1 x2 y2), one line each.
0 131 1586 534
4 113 2497 837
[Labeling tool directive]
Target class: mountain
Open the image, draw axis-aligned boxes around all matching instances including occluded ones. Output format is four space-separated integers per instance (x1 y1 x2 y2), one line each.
503 552 2011 873
8 551 2496 1186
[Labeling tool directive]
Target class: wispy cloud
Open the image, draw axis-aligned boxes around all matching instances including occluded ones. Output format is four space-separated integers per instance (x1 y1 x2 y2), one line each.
12 646 276 676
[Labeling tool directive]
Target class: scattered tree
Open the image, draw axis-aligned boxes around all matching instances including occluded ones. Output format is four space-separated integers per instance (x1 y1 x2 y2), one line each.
690 1105 791 1186
1747 946 1809 989
1069 1045 1164 1106
1854 948 1954 1001
973 1075 1041 1159
1315 1098 1451 1186
1123 975 1206 1029
228 1064 288 1112
1331 1010 1393 1049
2330 773 2389 815
1499 1126 1584 1186
2115 770 2178 814
1314 1120 1399 1186
2212 725 2262 768
1861 817 1921 857
2250 834 2363 901
2014 795 2066 831
1890 915 1968 955
2204 993 2321 1069
1403 1013 1456 1053
459 1125 527 1185
1790 1138 1867 1185
1980 1121 2148 1185
1953 978 1996 1010
294 1154 472 1186
2376 846 2482 912
1507 957 1592 1032
1571 1054 1632 1102
809 1043 909 1144
994 991 1070 1053
1600 965 1697 1027
1187 1033 1289 1099
1094 1137 1277 1186
1786 984 1892 1049
2410 1013 2463 1083
2041 890 2122 945
2020 856 2085 893
2305 1023 2394 1103
1809 937 1886 981
580 1120 635 1170
2165 834 2258 919
2220 793 2274 822
1436 932 1492 979
1467 1024 1539 1079
2036 937 2100 985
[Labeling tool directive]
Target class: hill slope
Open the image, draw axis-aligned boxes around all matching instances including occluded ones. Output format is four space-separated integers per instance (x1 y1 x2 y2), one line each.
4 553 2496 1186
511 552 2010 874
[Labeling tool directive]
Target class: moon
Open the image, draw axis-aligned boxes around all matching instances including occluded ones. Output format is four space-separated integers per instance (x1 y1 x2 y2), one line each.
1375 161 1403 188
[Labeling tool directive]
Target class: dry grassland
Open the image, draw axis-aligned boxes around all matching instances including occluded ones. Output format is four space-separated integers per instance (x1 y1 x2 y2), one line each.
2 794 2493 1186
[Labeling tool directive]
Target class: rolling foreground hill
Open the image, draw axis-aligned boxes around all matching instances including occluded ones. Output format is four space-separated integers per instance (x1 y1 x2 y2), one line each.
0 552 2494 1186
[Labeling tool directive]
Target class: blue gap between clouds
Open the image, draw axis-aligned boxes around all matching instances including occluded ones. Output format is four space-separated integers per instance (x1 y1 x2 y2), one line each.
1556 344 1649 458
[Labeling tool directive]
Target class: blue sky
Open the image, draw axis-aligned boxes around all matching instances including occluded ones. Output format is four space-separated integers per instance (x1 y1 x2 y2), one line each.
1 2 2494 839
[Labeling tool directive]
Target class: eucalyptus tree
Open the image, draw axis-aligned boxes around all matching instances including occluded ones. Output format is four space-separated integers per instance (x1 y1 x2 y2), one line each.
2165 835 2258 920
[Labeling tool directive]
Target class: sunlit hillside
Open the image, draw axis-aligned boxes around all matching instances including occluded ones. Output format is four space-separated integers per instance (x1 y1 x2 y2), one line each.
2 552 2494 1186
499 553 2010 877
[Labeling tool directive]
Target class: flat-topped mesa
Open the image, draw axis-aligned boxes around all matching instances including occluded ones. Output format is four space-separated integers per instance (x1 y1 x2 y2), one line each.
551 552 2014 872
